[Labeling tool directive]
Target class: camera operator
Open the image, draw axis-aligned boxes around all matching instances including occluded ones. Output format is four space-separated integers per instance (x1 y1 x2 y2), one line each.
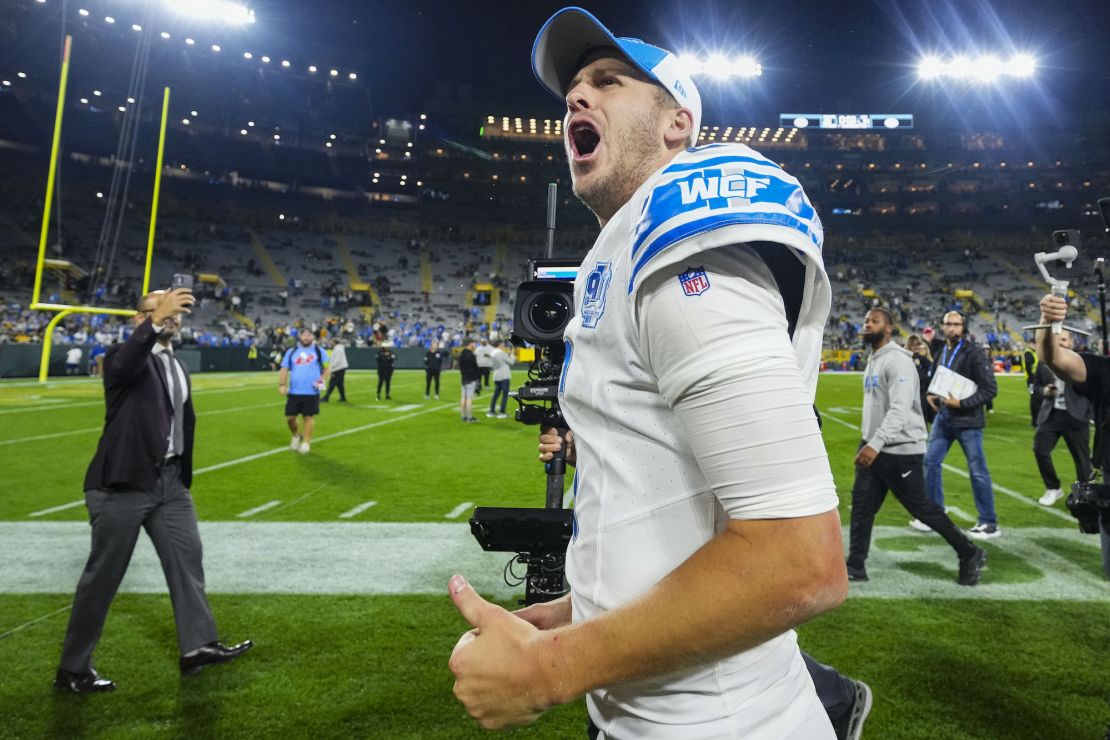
1036 293 1110 578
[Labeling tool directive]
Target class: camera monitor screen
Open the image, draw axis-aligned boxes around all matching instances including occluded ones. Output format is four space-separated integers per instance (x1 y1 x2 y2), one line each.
532 259 581 282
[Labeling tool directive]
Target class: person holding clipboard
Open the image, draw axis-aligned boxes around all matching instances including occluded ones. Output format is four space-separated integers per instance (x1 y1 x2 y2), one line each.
918 311 1002 539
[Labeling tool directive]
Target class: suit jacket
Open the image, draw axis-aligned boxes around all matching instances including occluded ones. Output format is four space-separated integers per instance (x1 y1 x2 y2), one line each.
84 319 196 492
1035 363 1092 427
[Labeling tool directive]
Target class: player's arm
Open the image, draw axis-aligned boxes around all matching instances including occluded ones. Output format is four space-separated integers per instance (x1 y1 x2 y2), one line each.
278 351 291 395
105 288 193 386
449 247 845 727
1036 294 1087 384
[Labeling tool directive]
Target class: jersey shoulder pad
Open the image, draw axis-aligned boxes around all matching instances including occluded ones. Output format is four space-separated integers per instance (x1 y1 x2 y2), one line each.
629 144 823 292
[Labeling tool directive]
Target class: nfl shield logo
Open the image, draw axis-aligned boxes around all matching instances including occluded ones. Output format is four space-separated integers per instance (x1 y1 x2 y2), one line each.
678 267 710 296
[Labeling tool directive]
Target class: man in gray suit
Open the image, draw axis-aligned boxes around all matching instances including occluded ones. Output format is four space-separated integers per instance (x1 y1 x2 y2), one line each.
1032 331 1093 506
55 288 252 694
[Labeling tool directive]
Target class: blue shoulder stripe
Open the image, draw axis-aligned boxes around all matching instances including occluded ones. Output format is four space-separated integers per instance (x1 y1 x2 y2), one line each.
628 211 819 294
662 154 779 174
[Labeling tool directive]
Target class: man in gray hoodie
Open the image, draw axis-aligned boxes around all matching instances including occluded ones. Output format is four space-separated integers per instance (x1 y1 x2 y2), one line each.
847 308 986 586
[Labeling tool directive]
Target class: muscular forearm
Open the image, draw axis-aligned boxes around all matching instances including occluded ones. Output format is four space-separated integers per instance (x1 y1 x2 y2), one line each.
535 510 846 705
1036 328 1086 383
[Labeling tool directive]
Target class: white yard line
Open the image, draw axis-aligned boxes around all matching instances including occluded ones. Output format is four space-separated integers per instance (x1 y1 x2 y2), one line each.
28 500 85 518
945 505 977 523
390 404 421 412
821 409 1075 522
445 502 474 519
0 402 281 447
339 501 378 519
193 403 453 476
0 382 268 416
237 500 282 518
0 604 72 641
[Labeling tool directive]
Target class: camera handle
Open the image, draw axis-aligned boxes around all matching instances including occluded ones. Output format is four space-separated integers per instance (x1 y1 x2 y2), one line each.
541 404 569 510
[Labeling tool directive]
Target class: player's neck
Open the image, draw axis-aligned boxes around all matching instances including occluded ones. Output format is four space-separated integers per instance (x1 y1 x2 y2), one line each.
870 335 891 351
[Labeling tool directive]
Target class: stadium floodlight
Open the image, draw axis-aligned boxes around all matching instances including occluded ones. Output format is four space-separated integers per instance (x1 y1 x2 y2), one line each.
78 8 89 16
243 51 252 59
348 72 357 80
104 16 115 23
191 109 198 116
239 128 247 134
2 80 10 87
211 44 221 52
261 55 270 63
946 55 974 79
676 54 703 76
248 120 254 126
17 72 27 78
119 106 127 112
329 69 338 77
181 118 189 124
917 56 944 79
132 24 142 32
185 37 195 45
730 56 762 77
160 31 170 39
1007 54 1036 77
92 89 101 96
308 65 317 73
281 59 290 67
972 55 1003 82
127 96 136 103
704 53 732 80
163 0 256 24
79 96 88 102
329 133 336 139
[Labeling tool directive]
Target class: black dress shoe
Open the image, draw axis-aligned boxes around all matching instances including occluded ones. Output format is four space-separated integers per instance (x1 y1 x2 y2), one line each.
54 668 116 693
180 640 254 676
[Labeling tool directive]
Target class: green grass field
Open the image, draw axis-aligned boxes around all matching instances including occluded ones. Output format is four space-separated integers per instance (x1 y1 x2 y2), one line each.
1 369 1109 738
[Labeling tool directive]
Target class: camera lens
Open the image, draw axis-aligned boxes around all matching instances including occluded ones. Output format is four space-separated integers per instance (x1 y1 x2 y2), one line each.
528 293 570 336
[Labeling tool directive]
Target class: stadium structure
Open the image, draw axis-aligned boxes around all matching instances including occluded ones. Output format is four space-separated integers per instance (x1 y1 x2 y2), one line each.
1 1 1109 738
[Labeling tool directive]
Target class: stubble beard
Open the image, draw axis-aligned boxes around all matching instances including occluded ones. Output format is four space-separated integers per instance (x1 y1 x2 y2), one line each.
570 108 664 223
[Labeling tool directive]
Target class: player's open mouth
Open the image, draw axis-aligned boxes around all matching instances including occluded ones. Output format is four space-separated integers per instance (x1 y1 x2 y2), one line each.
569 119 601 162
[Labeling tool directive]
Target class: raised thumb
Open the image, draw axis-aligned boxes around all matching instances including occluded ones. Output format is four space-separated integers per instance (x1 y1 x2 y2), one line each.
449 574 492 628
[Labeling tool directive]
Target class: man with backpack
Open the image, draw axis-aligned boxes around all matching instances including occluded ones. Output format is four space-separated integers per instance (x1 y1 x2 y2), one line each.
279 328 329 454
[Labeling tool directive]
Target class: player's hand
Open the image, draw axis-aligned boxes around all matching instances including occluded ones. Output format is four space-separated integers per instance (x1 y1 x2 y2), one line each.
1043 385 1058 397
538 428 575 466
854 445 879 468
448 575 557 729
513 594 572 631
1039 294 1068 324
943 393 961 409
279 384 289 396
150 288 195 324
926 394 940 412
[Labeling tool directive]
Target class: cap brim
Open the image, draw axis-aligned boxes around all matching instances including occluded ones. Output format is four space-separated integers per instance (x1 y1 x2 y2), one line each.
532 7 633 100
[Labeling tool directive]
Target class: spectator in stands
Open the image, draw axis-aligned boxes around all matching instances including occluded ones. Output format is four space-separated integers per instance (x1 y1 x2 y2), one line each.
457 338 480 423
279 328 329 455
487 339 512 419
424 340 447 399
376 345 395 400
475 338 493 393
847 308 985 585
323 338 349 403
921 311 1001 539
65 346 83 375
905 334 935 425
1031 331 1092 506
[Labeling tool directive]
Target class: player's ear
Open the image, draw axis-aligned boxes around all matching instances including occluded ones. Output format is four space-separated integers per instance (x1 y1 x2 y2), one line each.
664 107 694 149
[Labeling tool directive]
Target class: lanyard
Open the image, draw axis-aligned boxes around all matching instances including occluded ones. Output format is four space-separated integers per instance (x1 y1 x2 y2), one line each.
941 339 964 369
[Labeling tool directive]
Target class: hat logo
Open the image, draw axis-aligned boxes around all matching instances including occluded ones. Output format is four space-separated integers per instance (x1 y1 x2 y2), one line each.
673 79 687 99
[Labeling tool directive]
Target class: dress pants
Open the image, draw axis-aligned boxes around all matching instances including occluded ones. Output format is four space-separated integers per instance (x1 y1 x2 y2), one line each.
848 445 978 569
59 459 217 671
377 369 393 398
1033 409 1091 489
425 370 441 396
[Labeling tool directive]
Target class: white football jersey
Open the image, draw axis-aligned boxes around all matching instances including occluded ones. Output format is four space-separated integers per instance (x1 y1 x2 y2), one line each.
560 143 835 739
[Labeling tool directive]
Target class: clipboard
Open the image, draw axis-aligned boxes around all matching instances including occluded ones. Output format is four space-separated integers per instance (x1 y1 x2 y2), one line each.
928 365 978 400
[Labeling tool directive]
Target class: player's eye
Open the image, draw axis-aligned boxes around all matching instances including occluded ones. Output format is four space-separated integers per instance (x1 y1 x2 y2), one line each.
599 77 618 87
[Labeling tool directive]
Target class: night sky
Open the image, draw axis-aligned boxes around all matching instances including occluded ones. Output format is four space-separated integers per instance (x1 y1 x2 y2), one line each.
266 0 1110 128
5 0 1110 131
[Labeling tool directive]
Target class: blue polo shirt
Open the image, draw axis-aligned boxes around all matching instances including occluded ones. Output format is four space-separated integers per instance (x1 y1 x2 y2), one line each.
281 344 329 395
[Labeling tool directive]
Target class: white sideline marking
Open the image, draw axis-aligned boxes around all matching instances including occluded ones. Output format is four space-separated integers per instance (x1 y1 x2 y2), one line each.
237 500 282 518
0 522 1101 600
28 500 84 518
390 404 420 412
339 501 378 519
445 502 474 519
0 604 71 641
821 410 1075 523
193 403 453 476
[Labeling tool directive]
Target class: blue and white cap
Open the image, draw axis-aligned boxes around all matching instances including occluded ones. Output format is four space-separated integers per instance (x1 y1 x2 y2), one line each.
532 7 702 137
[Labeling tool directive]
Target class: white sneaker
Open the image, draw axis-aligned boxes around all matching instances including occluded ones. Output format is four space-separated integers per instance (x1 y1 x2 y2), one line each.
968 522 1001 539
289 435 301 450
1038 488 1064 506
908 518 934 533
496 413 508 419
297 442 310 454
486 412 496 417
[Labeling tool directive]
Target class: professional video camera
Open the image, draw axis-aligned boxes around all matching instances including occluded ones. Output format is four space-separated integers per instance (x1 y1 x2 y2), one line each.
468 259 579 606
1066 480 1110 534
